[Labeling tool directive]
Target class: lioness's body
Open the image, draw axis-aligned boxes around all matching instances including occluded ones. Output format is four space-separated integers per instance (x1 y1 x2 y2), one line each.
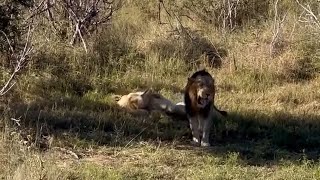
184 69 227 147
116 90 186 116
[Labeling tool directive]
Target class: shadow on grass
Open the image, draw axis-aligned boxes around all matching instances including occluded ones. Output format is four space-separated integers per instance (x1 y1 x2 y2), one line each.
7 95 189 145
207 111 320 166
5 96 320 166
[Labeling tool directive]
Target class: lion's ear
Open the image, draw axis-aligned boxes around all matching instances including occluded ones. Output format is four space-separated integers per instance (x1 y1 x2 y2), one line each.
112 95 122 102
142 89 152 96
188 77 196 82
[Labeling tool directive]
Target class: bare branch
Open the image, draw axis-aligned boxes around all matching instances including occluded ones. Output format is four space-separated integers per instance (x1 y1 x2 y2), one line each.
0 30 15 54
296 0 320 30
76 22 88 53
46 0 58 31
0 26 34 96
270 0 287 57
26 0 55 21
0 72 17 96
24 0 118 53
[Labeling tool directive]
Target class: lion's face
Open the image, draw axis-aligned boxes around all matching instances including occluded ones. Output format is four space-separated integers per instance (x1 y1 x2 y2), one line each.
117 90 152 110
127 92 147 109
189 75 215 108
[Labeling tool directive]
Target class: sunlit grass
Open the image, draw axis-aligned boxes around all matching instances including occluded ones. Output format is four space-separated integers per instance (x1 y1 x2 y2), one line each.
1 0 320 179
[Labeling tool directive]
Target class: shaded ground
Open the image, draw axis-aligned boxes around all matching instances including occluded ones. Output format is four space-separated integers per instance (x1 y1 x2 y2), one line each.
3 93 320 167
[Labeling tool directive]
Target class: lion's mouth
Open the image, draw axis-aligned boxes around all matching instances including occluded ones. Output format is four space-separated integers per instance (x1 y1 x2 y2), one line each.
197 97 208 107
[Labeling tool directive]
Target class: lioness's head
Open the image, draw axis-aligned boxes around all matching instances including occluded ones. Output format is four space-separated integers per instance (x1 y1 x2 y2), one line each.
117 89 153 110
188 71 215 108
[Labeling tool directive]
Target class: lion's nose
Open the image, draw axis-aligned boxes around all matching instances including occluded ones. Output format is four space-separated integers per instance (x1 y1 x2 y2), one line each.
206 93 210 97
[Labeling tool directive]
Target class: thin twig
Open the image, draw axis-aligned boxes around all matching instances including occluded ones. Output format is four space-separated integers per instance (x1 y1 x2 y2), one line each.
26 0 55 21
0 72 17 96
0 30 14 54
46 0 58 31
115 128 146 156
296 0 320 30
70 24 78 45
270 0 287 57
76 22 88 53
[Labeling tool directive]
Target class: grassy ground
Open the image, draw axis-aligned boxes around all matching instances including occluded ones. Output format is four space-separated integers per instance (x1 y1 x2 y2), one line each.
1 0 320 179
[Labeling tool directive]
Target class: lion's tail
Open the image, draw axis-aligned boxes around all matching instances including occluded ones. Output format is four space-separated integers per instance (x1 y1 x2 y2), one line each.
213 105 228 117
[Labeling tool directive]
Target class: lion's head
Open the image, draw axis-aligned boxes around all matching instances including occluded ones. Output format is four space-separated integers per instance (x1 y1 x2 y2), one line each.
116 89 153 110
187 70 215 108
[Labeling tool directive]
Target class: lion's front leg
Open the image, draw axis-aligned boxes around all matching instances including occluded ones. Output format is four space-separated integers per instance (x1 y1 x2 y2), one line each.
201 116 212 147
188 116 200 146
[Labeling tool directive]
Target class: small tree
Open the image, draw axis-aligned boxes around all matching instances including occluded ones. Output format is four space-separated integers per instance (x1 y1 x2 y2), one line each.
0 26 33 96
27 0 123 53
0 0 34 96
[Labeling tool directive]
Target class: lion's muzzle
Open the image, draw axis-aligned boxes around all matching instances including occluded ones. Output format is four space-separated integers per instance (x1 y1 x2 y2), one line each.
196 90 212 108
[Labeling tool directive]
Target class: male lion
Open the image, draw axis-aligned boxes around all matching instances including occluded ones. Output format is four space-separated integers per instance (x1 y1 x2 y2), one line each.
184 69 227 147
116 89 186 117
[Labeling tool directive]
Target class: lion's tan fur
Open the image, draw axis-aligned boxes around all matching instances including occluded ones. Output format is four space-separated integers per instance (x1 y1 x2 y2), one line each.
116 89 185 116
117 91 150 110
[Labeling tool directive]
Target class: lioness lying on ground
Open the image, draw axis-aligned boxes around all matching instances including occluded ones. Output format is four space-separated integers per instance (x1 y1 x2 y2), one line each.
115 89 186 117
184 69 227 147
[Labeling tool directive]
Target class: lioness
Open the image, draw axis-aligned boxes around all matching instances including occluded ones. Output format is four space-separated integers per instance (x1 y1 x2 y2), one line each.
116 89 186 116
184 69 227 147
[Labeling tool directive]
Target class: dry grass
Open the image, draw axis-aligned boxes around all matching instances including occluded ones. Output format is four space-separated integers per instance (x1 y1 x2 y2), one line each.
1 0 320 179
2 134 320 179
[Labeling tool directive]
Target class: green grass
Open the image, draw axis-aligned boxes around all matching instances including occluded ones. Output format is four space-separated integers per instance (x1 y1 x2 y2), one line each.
2 135 320 179
2 72 320 179
1 0 320 179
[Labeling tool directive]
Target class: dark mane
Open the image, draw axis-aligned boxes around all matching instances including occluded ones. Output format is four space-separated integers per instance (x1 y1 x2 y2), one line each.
190 69 212 79
184 69 213 117
184 69 227 118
